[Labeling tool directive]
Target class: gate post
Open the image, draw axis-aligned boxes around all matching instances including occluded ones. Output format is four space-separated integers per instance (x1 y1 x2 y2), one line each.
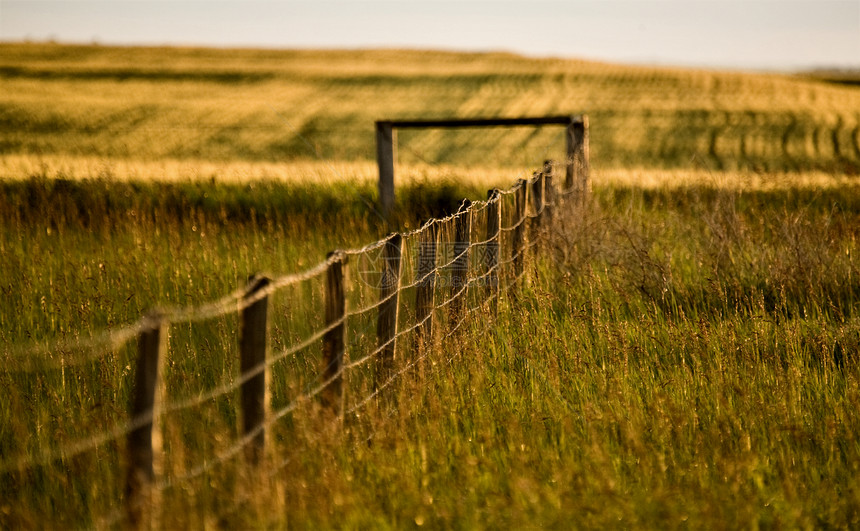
376 121 396 218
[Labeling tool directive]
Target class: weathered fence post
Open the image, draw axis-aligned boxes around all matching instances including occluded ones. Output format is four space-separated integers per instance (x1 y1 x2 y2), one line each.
376 121 396 219
449 200 472 332
565 116 590 205
485 189 501 317
126 311 166 529
321 252 347 414
240 275 270 464
529 171 545 252
543 160 556 230
414 222 438 357
511 179 528 285
375 233 402 391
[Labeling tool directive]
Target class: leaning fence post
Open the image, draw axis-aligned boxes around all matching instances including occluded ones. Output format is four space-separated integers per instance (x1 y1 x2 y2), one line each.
126 311 166 529
414 222 438 357
449 200 472 332
321 252 347 414
240 275 270 464
511 180 528 286
375 233 402 391
485 189 501 317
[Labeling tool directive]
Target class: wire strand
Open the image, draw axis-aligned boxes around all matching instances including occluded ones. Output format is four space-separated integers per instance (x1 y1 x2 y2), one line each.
3 156 567 481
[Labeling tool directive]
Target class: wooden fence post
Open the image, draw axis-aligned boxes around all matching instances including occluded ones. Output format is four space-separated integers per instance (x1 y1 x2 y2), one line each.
564 119 575 191
449 200 472 331
376 121 396 219
565 116 590 205
240 275 270 464
321 252 347 414
543 160 556 230
512 179 528 285
529 172 545 251
375 233 402 391
414 222 438 356
126 311 166 529
485 189 501 317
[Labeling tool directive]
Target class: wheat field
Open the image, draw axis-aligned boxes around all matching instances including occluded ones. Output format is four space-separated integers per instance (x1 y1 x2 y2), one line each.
2 43 859 175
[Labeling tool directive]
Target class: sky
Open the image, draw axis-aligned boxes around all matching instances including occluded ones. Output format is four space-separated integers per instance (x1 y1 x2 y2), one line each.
1 0 858 72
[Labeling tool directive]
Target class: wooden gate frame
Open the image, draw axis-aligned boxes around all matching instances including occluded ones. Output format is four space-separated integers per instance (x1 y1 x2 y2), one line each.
375 115 589 216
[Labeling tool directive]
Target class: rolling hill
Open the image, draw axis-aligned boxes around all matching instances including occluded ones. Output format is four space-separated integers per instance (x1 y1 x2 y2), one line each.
1 43 859 179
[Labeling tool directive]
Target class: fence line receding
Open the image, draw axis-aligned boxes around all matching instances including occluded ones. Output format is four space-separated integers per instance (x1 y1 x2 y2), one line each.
2 115 590 528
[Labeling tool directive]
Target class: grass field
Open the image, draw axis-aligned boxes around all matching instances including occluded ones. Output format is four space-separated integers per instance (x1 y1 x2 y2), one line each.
1 43 860 529
2 43 860 175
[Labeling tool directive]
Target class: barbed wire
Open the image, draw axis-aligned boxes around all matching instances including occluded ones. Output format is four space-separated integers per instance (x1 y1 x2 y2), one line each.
150 237 499 494
1 184 517 471
4 158 545 372
179 129 567 522
162 316 346 416
3 256 335 372
207 285 498 524
2 324 141 372
2 156 579 531
0 404 155 474
344 310 434 373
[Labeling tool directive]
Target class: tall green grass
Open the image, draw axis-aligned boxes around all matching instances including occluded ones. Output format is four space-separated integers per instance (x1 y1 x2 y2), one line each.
2 41 859 529
0 176 484 345
2 177 858 528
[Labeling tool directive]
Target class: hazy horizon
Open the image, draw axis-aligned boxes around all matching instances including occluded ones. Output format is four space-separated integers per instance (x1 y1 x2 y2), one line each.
1 0 858 73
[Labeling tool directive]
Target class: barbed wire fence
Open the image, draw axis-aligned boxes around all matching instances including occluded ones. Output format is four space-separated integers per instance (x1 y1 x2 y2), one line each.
0 118 589 529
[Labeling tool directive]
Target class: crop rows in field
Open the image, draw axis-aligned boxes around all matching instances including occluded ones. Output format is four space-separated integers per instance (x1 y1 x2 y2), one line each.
1 44 859 177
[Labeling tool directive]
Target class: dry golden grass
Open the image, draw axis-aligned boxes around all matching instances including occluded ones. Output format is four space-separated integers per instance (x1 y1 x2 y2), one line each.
2 43 859 175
